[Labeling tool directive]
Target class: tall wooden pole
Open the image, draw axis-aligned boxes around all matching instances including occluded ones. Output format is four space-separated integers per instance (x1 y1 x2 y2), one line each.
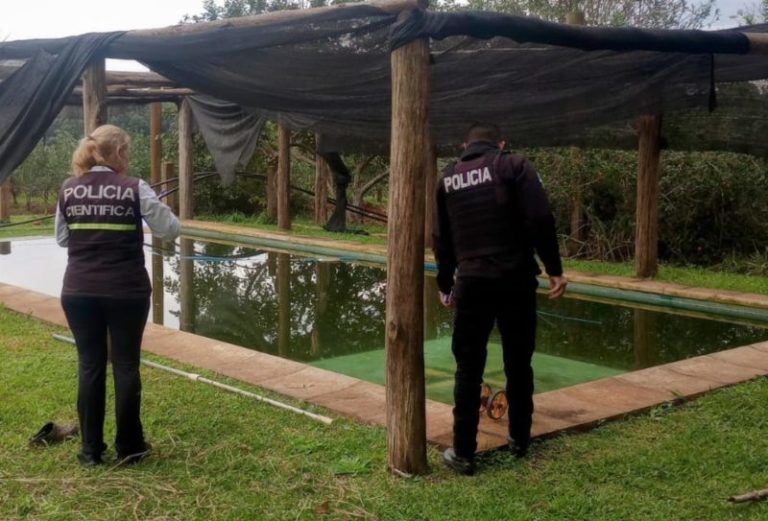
277 124 291 230
178 98 194 220
82 58 107 135
0 179 11 223
635 114 662 278
150 103 163 186
566 10 585 257
385 7 430 476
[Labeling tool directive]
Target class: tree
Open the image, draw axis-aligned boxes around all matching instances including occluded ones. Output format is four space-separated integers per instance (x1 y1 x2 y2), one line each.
182 0 330 22
735 0 768 25
437 0 718 29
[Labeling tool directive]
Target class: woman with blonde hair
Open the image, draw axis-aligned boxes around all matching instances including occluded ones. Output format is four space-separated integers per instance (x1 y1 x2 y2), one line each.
55 124 180 466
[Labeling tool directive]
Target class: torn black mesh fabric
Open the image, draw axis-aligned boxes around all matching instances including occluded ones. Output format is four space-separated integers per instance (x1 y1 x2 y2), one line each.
187 96 267 186
0 32 122 185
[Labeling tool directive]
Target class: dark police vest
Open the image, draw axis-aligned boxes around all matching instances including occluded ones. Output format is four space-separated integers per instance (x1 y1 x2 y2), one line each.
441 152 527 263
59 169 150 297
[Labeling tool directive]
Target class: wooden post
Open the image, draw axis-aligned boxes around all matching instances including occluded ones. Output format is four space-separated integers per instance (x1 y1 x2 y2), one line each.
314 136 329 225
423 275 439 341
150 103 163 186
566 11 585 257
633 308 658 369
424 144 437 247
565 10 585 25
0 179 11 223
277 252 291 356
82 58 107 135
179 237 195 332
635 114 662 278
277 124 291 230
311 261 330 356
178 99 194 221
266 163 277 223
385 8 430 476
162 162 178 214
151 237 165 325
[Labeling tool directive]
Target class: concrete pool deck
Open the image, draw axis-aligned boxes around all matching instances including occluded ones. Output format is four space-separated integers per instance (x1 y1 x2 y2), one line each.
2 221 768 453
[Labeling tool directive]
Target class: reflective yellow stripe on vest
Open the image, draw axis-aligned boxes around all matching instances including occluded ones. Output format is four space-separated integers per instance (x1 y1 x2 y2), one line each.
68 223 137 231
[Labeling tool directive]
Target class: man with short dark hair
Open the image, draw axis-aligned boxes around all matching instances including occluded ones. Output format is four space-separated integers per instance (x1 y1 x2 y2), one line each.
433 122 567 475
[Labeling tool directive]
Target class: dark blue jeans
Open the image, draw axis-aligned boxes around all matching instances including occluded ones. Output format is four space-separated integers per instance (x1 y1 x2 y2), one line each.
61 295 150 458
450 275 538 458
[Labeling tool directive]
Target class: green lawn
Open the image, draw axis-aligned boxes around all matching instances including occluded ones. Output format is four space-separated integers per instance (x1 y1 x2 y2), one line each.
1 306 767 520
0 214 55 239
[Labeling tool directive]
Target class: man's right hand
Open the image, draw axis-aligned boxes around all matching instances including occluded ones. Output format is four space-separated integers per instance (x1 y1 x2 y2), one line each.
439 291 455 308
548 275 567 300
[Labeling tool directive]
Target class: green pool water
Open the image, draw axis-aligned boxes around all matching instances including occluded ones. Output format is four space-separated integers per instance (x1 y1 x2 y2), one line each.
1 236 767 405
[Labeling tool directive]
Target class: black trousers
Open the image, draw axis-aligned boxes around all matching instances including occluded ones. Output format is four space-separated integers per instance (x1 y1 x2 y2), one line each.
451 275 538 458
61 295 150 457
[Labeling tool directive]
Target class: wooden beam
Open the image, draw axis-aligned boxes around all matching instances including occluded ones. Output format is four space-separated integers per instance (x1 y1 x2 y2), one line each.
104 70 176 87
150 103 163 186
178 99 194 220
277 124 291 231
746 33 768 54
1 66 176 88
82 58 107 135
386 10 429 476
635 114 662 278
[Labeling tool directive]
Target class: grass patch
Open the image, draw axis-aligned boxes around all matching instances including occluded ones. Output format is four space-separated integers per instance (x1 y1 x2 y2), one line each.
565 259 768 295
0 215 54 239
197 212 388 245
2 306 768 520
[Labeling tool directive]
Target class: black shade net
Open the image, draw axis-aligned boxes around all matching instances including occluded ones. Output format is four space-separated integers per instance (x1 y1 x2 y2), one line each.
2 5 768 185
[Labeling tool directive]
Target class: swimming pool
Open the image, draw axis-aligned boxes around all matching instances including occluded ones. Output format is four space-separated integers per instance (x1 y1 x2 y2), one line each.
2 236 766 404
